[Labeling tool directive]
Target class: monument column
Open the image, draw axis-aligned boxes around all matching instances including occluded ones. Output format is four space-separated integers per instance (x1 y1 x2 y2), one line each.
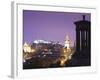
74 15 90 53
76 29 80 52
73 15 91 66
86 30 88 48
81 30 85 50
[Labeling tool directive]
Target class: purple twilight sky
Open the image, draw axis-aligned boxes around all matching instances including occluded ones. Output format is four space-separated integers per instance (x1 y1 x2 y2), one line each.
23 10 91 46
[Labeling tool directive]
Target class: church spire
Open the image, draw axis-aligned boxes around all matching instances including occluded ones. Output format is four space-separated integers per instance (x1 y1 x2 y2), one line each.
64 35 70 49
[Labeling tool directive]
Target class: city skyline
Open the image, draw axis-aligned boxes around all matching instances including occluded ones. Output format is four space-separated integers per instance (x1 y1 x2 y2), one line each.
23 10 91 47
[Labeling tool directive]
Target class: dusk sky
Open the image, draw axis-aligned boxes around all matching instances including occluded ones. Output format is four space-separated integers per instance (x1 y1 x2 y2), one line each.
23 10 90 46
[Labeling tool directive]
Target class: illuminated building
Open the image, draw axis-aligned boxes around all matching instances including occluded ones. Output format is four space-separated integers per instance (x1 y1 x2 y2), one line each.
23 42 35 53
59 35 72 66
64 35 70 49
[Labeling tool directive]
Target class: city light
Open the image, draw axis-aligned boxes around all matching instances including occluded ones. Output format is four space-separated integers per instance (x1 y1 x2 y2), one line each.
60 59 65 66
23 42 35 53
23 35 74 68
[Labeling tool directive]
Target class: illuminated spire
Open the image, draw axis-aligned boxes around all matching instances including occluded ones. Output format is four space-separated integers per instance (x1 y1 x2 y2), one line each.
64 35 70 49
